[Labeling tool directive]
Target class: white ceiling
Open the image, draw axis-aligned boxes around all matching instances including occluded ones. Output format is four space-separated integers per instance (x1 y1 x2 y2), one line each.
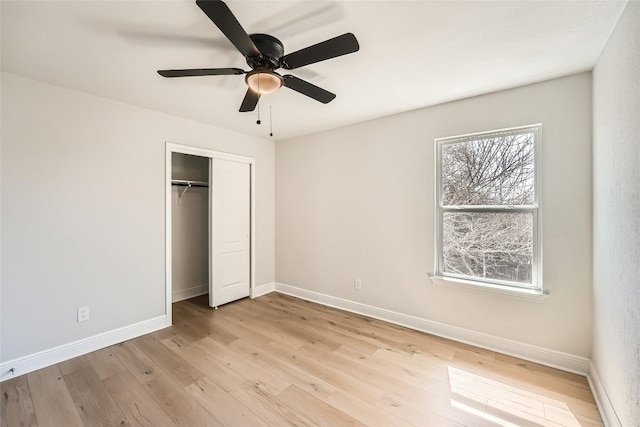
1 0 626 140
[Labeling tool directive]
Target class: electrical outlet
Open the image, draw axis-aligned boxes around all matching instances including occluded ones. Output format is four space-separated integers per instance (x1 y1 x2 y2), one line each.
354 279 362 290
77 307 89 322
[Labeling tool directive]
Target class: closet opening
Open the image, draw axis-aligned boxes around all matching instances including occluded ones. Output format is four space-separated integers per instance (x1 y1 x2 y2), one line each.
165 143 255 325
171 153 210 304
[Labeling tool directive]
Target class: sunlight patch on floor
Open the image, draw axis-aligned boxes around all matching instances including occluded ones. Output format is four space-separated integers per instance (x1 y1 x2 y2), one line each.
448 366 582 427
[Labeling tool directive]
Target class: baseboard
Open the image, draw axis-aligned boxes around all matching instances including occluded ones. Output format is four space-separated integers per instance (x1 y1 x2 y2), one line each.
173 284 208 302
274 283 590 375
588 362 622 427
252 282 276 298
0 315 168 382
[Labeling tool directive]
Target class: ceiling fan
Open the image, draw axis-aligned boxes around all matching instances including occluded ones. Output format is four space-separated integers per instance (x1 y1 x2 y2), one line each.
157 0 360 112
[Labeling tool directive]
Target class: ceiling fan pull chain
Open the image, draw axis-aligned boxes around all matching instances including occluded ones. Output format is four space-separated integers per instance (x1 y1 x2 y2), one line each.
256 76 262 125
270 106 273 137
256 100 261 125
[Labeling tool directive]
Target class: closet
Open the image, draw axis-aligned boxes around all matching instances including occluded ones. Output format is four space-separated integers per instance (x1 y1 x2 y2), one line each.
171 153 210 302
170 150 252 309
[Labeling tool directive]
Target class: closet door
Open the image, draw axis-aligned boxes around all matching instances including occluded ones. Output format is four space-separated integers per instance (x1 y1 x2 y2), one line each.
209 158 251 308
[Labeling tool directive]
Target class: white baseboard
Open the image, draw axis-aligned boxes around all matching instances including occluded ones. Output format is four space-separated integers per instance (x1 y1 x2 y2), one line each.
173 284 208 302
273 283 590 375
588 362 622 427
0 315 168 382
252 282 276 298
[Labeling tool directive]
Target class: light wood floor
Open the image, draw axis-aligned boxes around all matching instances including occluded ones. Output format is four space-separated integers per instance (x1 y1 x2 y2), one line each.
2 293 603 426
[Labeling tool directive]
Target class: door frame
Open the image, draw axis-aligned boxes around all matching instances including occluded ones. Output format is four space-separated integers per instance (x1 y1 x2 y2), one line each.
165 142 256 326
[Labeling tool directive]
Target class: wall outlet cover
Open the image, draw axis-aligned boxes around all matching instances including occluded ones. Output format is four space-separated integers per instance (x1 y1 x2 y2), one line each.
77 307 89 322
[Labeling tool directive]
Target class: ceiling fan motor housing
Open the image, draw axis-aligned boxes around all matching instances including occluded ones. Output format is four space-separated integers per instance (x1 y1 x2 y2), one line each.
247 33 284 69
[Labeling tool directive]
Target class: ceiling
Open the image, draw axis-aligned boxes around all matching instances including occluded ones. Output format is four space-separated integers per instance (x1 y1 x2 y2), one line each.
1 0 627 141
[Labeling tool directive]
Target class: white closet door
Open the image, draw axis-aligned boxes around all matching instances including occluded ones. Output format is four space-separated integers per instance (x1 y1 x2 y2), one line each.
209 158 251 308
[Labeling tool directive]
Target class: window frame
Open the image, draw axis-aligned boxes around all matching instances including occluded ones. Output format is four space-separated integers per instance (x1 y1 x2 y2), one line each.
434 124 542 292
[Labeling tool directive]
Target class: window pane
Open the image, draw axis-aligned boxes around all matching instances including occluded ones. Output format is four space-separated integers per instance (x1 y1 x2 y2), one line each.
442 212 533 284
441 132 534 206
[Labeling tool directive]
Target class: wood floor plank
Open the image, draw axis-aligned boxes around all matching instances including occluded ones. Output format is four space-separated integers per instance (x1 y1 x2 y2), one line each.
229 381 317 427
544 402 584 427
260 297 425 357
276 385 365 427
486 398 564 427
230 297 288 323
109 341 161 385
142 371 221 426
160 334 245 392
430 395 503 427
27 365 83 426
85 347 126 380
185 377 271 427
194 337 290 396
495 353 590 390
269 318 343 353
174 296 211 317
301 347 434 422
278 311 383 356
300 343 441 425
57 355 91 376
264 341 384 403
230 338 411 426
63 366 129 426
220 308 306 350
334 345 451 397
374 346 450 382
4 292 605 427
148 326 177 341
267 294 466 360
228 338 337 400
133 334 204 387
103 371 178 427
322 388 411 426
204 315 272 347
173 303 206 322
298 342 438 413
1 375 37 427
176 313 239 346
452 350 597 403
171 313 215 343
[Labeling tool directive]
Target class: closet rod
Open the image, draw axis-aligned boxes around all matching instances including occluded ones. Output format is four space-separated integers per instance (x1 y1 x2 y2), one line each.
171 179 208 188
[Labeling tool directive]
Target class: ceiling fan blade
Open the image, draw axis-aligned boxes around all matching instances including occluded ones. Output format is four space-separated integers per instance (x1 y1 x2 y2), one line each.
283 75 336 104
280 33 359 70
196 0 260 57
158 68 245 77
239 88 260 112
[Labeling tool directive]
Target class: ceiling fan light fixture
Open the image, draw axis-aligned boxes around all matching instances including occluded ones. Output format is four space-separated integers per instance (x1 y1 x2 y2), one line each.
246 70 283 95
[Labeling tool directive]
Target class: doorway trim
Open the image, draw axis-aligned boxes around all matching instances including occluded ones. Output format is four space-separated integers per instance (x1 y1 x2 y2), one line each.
165 142 256 326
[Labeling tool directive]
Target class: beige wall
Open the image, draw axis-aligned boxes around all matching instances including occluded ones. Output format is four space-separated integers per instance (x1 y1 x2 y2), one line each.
0 72 275 362
592 2 640 425
276 72 593 357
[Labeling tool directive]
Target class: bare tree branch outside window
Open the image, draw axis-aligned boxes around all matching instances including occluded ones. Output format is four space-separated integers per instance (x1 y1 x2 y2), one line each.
437 129 538 287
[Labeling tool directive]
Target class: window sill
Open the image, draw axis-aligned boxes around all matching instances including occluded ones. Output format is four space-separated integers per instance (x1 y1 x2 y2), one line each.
428 275 548 302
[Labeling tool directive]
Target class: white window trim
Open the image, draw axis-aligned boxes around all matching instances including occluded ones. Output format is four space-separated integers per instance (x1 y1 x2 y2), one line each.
433 124 544 297
429 275 548 302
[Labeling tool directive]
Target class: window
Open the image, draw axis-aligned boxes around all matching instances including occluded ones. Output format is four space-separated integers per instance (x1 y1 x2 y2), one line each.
435 125 541 291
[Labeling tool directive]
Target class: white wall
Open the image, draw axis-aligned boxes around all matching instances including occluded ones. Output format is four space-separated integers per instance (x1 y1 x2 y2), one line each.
592 2 640 425
171 153 209 302
276 72 593 357
0 72 275 362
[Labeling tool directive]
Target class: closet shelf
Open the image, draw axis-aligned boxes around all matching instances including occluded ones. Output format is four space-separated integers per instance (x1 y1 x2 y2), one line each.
171 179 208 188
